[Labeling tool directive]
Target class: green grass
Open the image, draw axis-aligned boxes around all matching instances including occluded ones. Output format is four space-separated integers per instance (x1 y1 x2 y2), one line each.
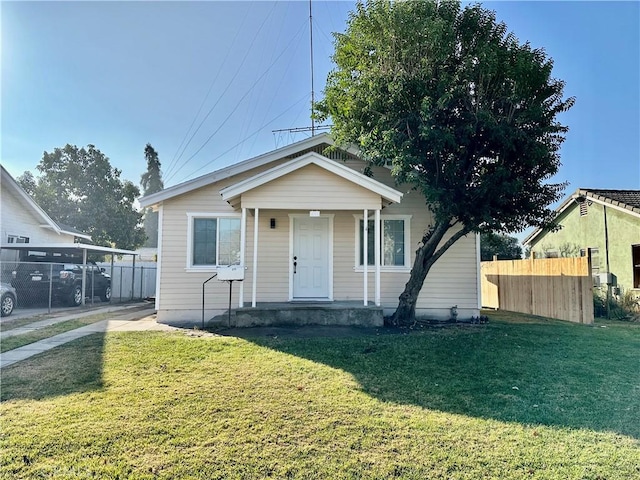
0 314 110 353
0 314 54 332
1 312 638 479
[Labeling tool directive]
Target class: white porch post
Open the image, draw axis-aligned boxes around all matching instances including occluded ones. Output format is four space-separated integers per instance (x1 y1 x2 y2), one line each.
252 208 259 307
239 207 247 307
363 209 368 306
375 209 381 306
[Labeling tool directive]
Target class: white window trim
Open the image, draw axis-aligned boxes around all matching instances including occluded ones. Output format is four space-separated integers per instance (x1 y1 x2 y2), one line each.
353 214 411 272
186 212 242 272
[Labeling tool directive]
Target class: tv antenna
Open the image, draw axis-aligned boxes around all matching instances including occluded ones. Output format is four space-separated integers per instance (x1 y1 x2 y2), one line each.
273 0 331 145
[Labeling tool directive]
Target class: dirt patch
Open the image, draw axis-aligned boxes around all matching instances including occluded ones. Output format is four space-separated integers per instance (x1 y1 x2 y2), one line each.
206 321 487 339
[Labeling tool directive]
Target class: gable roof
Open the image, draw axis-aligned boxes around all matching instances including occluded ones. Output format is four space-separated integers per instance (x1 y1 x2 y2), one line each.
523 188 640 245
220 151 403 206
139 133 360 208
0 165 92 241
580 189 640 211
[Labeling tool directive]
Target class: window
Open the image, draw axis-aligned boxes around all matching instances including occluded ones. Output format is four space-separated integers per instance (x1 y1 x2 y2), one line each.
633 245 640 289
7 235 29 244
581 247 601 277
187 214 241 269
356 215 411 269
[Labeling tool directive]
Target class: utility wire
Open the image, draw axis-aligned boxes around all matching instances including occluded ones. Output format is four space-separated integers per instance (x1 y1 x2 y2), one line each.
165 2 279 179
248 9 307 155
164 4 252 179
166 21 308 183
175 94 310 183
235 2 292 163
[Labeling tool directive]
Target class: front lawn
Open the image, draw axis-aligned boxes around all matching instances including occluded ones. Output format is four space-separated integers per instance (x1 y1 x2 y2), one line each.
0 314 110 353
1 312 638 479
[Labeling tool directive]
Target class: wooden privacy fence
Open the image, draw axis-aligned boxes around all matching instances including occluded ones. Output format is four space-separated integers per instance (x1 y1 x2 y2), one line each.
481 256 594 324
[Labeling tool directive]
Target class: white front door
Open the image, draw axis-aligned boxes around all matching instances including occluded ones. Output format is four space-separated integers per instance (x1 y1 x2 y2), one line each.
292 216 331 299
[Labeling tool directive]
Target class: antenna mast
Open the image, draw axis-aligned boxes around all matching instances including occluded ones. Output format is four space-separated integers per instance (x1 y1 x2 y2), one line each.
309 0 315 136
272 0 331 145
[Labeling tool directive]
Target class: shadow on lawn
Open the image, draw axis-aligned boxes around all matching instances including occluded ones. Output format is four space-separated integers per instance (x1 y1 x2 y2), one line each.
242 322 640 439
0 333 106 402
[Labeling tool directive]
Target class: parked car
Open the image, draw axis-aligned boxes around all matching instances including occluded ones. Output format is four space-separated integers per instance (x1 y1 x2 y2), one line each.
1 283 17 317
11 257 111 307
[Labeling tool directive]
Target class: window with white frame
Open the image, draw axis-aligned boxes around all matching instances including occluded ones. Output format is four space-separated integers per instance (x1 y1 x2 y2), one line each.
187 214 241 268
355 215 411 269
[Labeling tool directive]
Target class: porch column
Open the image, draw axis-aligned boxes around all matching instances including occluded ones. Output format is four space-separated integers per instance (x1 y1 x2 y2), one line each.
363 209 368 306
375 209 381 306
239 207 247 307
252 208 259 307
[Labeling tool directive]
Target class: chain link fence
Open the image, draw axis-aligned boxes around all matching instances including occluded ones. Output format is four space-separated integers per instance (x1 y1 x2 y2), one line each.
1 259 156 314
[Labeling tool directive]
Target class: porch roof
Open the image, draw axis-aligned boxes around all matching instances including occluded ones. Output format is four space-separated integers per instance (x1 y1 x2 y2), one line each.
220 152 403 210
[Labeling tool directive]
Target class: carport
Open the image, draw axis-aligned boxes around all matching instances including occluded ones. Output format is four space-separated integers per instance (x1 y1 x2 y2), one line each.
1 243 137 308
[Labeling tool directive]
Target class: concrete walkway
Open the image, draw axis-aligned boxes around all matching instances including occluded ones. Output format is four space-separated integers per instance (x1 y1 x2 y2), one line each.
1 303 153 339
0 304 177 369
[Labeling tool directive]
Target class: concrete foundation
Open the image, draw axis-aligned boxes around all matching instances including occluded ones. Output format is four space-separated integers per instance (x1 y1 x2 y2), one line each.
209 302 384 328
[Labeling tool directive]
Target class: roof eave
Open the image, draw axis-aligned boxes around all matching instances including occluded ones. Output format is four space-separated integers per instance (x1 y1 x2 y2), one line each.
139 133 339 208
220 151 403 205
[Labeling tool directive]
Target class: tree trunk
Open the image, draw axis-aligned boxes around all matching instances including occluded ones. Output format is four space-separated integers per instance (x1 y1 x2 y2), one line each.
388 245 440 326
387 221 470 327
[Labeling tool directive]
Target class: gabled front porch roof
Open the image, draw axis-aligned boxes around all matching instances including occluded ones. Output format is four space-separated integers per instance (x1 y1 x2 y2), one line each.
220 151 403 209
139 133 362 209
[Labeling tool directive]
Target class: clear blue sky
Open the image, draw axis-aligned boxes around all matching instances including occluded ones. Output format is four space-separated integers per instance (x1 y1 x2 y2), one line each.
2 1 639 213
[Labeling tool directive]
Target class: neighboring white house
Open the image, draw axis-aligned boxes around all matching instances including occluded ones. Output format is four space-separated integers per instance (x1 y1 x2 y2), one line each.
0 164 92 263
139 134 481 326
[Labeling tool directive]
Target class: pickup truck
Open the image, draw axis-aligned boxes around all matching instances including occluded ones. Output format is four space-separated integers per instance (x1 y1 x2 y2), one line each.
11 258 111 307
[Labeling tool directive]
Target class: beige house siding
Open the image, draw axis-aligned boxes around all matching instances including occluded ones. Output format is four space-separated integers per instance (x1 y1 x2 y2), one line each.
155 155 480 323
241 164 382 210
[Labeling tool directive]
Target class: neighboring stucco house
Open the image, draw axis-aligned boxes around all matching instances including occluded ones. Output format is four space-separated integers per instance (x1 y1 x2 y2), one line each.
0 165 92 264
523 188 640 294
139 134 481 327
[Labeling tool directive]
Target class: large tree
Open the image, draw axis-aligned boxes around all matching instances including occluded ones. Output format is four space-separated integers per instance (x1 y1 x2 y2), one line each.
318 0 574 325
480 233 522 261
140 143 164 248
19 144 146 250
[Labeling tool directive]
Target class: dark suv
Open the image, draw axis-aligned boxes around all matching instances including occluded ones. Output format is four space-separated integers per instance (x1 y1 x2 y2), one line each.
11 257 111 307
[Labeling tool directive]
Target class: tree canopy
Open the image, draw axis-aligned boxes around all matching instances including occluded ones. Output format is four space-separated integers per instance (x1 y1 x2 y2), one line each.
140 144 164 248
18 144 146 251
318 0 574 324
480 233 523 261
141 144 164 196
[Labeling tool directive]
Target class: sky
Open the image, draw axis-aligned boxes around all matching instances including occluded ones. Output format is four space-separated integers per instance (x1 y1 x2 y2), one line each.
2 1 639 228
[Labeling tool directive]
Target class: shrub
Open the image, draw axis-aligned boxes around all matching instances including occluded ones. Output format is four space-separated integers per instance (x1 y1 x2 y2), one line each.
594 289 640 321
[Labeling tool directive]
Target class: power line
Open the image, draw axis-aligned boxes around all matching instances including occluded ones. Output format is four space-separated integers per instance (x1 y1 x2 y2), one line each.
164 4 252 179
166 22 308 183
165 2 279 179
174 94 310 184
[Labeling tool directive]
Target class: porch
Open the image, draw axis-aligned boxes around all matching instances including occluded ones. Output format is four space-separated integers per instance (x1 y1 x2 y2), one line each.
209 301 384 328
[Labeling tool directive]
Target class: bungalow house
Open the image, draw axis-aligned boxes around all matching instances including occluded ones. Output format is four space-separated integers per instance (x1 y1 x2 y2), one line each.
139 134 481 327
523 188 640 295
0 164 92 266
